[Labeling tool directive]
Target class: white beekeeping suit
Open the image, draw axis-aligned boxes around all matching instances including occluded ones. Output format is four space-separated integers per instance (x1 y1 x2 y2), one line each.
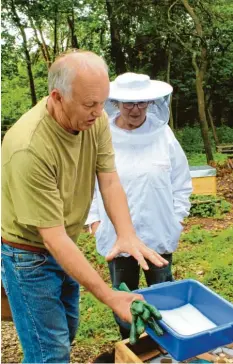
86 75 192 257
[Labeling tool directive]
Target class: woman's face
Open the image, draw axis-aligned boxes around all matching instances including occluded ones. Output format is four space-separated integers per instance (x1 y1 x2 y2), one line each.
117 102 148 130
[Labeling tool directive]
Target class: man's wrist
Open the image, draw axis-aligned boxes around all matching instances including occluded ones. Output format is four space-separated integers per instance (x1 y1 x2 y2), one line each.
100 287 117 308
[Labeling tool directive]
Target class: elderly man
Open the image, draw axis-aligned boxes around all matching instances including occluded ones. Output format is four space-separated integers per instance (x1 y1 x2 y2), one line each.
1 50 168 363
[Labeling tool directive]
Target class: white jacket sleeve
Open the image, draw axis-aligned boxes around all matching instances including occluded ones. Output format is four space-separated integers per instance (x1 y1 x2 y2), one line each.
168 127 192 222
85 187 101 225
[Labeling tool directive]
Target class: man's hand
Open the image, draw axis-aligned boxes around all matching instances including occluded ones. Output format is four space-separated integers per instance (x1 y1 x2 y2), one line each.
90 221 100 235
106 290 144 323
106 234 168 270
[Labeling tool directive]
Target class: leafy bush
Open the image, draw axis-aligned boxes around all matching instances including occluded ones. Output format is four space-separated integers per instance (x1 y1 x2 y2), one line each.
203 264 233 302
216 125 233 144
180 225 214 244
175 125 207 153
175 125 233 154
189 195 232 218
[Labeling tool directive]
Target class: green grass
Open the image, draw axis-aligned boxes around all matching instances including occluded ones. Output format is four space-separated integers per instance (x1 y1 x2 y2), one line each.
76 226 233 346
174 226 233 302
76 293 120 345
187 152 228 166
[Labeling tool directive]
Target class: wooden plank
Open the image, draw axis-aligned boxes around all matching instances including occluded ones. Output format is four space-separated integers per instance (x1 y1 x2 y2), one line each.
115 334 162 363
191 199 221 205
192 176 217 195
115 341 143 363
115 334 233 363
196 352 217 362
216 144 233 154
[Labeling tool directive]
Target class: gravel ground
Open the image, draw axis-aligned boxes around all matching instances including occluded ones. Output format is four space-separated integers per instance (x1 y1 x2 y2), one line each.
1 321 114 363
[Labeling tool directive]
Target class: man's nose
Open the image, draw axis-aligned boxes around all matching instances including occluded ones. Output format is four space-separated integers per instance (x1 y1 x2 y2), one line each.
92 104 104 117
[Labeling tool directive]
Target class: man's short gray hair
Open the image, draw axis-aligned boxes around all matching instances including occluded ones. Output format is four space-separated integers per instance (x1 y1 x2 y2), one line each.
48 49 108 99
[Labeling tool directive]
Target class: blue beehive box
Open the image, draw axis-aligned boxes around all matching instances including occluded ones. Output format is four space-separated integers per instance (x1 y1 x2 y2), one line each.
135 279 233 361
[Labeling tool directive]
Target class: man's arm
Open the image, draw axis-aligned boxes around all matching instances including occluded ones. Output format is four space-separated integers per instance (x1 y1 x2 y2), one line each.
97 171 168 270
85 187 101 234
39 225 143 323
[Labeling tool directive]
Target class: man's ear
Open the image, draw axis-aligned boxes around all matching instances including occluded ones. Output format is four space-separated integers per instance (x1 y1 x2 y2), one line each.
50 89 62 103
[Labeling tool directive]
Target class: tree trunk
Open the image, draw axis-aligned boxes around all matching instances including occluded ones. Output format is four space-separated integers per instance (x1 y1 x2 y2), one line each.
106 0 126 74
38 27 52 68
53 4 58 60
11 0 37 106
166 47 174 130
207 107 220 146
195 69 214 162
175 94 179 129
30 19 51 69
182 0 213 163
67 8 79 49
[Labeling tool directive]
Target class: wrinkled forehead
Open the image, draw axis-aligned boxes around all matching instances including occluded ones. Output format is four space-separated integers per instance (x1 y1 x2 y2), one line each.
71 70 110 102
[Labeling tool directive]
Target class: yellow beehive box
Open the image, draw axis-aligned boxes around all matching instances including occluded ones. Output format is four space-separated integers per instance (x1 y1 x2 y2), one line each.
190 166 217 195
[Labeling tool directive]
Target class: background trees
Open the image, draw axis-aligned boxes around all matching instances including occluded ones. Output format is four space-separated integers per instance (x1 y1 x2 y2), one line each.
1 0 233 161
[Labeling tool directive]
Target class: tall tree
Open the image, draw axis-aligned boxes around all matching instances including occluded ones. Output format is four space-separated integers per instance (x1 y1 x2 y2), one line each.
105 0 126 74
168 0 214 162
67 7 79 49
3 0 37 106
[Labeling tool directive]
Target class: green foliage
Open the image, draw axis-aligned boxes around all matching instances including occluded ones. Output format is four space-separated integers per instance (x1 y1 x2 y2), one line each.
189 195 232 218
204 263 233 302
180 225 214 244
187 153 228 165
76 232 120 345
175 125 233 154
175 126 206 154
76 293 120 344
77 232 109 281
174 227 233 301
216 126 233 144
1 0 233 133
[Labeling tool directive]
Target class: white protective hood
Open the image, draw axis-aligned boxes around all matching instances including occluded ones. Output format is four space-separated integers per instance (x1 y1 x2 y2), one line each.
86 93 192 257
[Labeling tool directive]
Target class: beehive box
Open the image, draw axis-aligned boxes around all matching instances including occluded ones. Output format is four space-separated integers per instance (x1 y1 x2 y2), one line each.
115 333 233 363
189 166 217 195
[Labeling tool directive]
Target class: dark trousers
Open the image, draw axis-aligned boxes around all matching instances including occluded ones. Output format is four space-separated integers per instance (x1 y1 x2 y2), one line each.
108 254 173 339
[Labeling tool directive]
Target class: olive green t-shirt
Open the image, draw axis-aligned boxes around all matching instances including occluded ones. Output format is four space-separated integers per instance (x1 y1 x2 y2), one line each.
1 97 116 248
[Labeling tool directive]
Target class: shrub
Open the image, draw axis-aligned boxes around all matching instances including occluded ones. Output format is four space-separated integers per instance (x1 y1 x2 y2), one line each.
189 195 232 218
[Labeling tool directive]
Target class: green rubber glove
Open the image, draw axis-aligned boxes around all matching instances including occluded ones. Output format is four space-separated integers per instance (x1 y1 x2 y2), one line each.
117 282 164 345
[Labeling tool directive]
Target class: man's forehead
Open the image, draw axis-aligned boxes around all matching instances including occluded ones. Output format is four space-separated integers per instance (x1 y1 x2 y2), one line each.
72 73 109 100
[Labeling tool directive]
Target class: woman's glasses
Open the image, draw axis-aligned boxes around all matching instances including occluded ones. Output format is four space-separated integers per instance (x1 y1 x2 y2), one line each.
122 102 149 110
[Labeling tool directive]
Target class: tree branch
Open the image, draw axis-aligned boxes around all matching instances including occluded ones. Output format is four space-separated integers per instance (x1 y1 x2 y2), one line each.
181 0 203 38
192 51 199 73
168 0 180 25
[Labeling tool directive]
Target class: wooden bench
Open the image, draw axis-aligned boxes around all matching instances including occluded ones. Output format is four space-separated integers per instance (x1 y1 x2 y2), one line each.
216 144 233 158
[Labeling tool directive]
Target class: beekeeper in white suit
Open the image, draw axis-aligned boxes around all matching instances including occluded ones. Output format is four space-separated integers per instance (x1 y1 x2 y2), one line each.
86 72 192 339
